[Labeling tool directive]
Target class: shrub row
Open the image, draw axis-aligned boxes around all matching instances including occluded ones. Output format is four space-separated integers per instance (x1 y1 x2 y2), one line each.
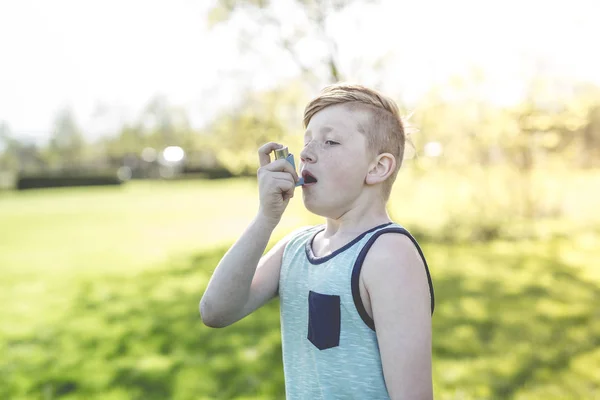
17 172 123 190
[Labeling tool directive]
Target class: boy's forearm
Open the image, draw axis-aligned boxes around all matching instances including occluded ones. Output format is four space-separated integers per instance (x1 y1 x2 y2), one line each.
200 213 277 326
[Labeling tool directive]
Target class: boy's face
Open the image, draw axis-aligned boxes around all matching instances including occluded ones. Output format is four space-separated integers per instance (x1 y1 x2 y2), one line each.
300 104 373 218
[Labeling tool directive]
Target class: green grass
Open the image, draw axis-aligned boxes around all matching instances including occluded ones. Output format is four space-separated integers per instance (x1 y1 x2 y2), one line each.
1 175 599 399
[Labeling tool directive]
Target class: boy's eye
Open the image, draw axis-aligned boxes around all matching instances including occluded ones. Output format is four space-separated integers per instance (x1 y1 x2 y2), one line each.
325 140 339 145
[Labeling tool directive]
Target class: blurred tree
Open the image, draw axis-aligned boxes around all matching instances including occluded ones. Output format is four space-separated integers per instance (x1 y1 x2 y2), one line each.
47 108 86 169
512 82 587 165
0 122 10 153
409 70 600 223
413 71 598 171
205 82 308 174
0 125 46 174
102 96 197 160
0 122 17 171
0 121 9 140
137 95 197 152
208 0 379 84
412 77 501 170
574 83 600 168
494 77 596 218
140 96 184 146
104 123 146 156
582 105 600 168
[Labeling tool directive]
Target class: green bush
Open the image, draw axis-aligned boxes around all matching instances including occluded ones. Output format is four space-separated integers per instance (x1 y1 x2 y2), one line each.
16 172 123 190
181 166 234 180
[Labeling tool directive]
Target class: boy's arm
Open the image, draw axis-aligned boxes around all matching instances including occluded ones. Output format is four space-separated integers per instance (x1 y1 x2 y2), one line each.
200 142 300 328
199 219 305 328
363 234 433 400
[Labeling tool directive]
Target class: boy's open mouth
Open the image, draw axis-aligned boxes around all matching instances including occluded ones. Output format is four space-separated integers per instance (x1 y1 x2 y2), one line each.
301 170 318 185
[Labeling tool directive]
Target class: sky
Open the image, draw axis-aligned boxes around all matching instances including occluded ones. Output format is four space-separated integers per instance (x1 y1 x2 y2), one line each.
1 0 599 143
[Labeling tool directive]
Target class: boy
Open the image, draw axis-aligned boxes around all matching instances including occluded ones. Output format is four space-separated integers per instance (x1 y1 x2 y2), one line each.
200 84 435 399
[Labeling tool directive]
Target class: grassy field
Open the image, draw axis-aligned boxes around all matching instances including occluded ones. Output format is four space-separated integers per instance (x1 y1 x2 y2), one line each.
1 173 599 399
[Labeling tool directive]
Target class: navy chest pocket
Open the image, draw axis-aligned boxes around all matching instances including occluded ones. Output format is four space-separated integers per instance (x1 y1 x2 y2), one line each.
307 291 341 350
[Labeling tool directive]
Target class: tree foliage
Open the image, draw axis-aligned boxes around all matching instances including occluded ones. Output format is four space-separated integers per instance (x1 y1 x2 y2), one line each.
208 0 380 84
205 82 308 174
47 108 85 169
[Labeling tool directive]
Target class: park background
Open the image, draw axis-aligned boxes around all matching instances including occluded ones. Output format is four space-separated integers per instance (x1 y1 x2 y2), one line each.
1 0 599 399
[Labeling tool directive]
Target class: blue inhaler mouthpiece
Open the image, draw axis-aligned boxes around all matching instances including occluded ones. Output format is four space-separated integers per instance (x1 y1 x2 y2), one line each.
274 147 304 186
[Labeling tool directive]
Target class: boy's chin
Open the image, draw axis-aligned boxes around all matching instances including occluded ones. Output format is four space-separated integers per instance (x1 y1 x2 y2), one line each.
302 198 324 216
302 198 341 219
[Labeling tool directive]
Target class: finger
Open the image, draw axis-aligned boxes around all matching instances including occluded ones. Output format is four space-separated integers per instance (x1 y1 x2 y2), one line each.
277 179 295 199
271 178 296 201
262 159 299 182
269 173 294 188
282 191 294 201
258 142 284 167
269 172 296 184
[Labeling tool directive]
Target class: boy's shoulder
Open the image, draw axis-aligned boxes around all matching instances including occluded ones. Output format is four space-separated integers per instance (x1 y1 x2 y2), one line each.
366 231 420 260
360 224 435 315
361 232 425 288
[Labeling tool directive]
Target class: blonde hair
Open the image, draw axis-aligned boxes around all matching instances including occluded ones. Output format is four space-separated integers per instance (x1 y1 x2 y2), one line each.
303 83 406 200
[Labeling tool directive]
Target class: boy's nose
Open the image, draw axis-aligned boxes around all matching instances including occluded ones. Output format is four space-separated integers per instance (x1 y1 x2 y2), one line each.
300 150 315 163
300 143 316 163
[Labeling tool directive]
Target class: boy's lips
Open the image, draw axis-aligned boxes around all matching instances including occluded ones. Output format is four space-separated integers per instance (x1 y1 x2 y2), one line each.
301 170 318 186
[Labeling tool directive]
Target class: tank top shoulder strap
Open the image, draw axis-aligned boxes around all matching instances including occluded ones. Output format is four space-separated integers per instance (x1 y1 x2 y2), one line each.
350 223 435 331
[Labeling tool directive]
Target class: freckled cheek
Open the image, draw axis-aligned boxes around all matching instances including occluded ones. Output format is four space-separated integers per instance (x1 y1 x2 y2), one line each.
327 160 365 190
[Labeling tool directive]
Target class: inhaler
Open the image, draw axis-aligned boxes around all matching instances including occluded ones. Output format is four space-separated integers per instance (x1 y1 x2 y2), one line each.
273 146 304 186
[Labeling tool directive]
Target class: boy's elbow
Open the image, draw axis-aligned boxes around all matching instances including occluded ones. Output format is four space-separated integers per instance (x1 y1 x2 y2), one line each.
199 298 228 328
201 315 227 329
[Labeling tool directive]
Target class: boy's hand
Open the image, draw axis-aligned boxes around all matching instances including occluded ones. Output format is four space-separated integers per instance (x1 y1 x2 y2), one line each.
257 142 300 225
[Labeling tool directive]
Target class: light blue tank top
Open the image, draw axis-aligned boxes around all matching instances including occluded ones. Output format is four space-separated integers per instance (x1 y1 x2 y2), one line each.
279 222 434 400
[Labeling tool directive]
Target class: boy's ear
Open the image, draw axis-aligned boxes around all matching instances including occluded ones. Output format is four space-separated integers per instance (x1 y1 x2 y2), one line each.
365 153 396 185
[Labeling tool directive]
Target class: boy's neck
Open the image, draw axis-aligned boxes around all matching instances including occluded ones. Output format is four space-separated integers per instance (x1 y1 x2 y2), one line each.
322 205 391 239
